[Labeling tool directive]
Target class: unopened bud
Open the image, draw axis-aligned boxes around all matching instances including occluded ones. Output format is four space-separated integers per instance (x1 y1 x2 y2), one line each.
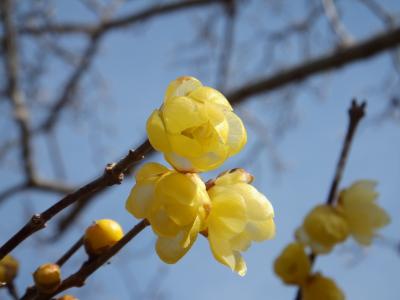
57 295 78 300
33 263 61 293
84 219 124 256
0 255 19 284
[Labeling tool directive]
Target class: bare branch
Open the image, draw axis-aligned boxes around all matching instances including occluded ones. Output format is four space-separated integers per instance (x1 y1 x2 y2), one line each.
0 140 152 260
294 100 366 300
227 26 400 105
20 0 225 36
322 0 353 45
0 0 35 180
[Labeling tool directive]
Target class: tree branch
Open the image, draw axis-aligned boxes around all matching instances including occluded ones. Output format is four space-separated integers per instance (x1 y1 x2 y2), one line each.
227 26 400 105
0 140 152 260
20 0 225 36
28 220 149 300
294 100 366 300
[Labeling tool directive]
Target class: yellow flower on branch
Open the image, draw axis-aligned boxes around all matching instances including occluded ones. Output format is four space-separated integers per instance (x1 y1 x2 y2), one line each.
301 273 345 300
337 180 390 245
274 242 311 285
126 162 210 263
205 169 275 276
146 76 247 172
296 205 349 254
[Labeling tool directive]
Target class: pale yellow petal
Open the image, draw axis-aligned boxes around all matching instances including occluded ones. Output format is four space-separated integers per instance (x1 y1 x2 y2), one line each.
155 218 200 264
188 86 233 110
246 218 276 242
164 76 202 101
164 152 197 172
135 162 170 182
214 168 254 186
125 181 156 219
168 134 203 157
225 112 247 156
156 173 198 206
208 188 247 237
148 208 181 237
162 96 207 134
146 110 171 153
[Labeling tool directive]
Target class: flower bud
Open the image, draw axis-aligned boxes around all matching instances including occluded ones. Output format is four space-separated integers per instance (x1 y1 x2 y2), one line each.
57 295 78 300
0 255 19 284
274 243 311 285
84 219 124 256
33 263 61 293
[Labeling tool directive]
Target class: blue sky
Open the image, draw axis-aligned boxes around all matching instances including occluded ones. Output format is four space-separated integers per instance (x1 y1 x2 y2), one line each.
1 1 400 299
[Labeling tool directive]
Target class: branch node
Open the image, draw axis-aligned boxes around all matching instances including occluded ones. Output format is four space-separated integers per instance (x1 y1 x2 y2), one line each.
104 163 124 185
30 214 46 229
349 99 367 121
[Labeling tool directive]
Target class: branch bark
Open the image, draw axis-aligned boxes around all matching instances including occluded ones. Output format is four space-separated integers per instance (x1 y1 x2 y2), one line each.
227 26 400 105
0 140 152 260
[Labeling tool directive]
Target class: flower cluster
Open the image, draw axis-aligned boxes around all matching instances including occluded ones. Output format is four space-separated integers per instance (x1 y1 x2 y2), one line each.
126 76 275 275
296 180 390 254
274 242 344 300
274 180 390 299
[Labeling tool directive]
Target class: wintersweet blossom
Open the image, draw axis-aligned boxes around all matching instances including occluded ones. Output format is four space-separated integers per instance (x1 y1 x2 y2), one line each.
125 162 210 263
337 180 390 245
296 205 349 254
301 273 345 300
274 242 311 285
205 169 275 276
146 76 247 172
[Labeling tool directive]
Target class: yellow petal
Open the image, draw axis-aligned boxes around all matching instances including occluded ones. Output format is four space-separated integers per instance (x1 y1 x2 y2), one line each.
155 172 198 206
146 110 171 153
208 187 247 237
225 112 247 156
302 274 345 300
135 162 170 182
188 86 233 110
162 96 207 134
214 168 254 185
245 218 276 242
148 208 181 238
234 183 274 221
164 76 202 101
155 217 200 264
125 180 157 219
274 243 311 285
208 231 247 276
168 133 203 157
164 152 197 172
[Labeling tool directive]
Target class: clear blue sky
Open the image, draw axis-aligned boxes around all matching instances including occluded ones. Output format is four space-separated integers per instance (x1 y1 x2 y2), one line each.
1 1 400 299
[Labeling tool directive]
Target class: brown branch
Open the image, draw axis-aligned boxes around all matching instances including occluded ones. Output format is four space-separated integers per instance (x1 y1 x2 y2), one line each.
20 0 225 36
0 139 152 260
39 34 101 132
0 0 35 180
294 100 366 300
56 236 84 267
227 26 400 105
31 220 149 300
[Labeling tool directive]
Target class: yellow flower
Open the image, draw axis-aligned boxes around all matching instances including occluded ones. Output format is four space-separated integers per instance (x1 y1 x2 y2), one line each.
274 243 311 285
296 205 349 254
33 263 61 294
301 273 345 300
338 180 390 245
57 296 78 300
146 76 247 172
126 162 210 263
84 219 124 256
0 255 19 284
206 169 275 276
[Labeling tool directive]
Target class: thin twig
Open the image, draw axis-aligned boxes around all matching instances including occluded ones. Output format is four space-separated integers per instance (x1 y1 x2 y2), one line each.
20 0 225 36
227 27 400 105
56 236 84 267
30 219 149 300
6 282 19 300
0 140 152 260
294 100 366 300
